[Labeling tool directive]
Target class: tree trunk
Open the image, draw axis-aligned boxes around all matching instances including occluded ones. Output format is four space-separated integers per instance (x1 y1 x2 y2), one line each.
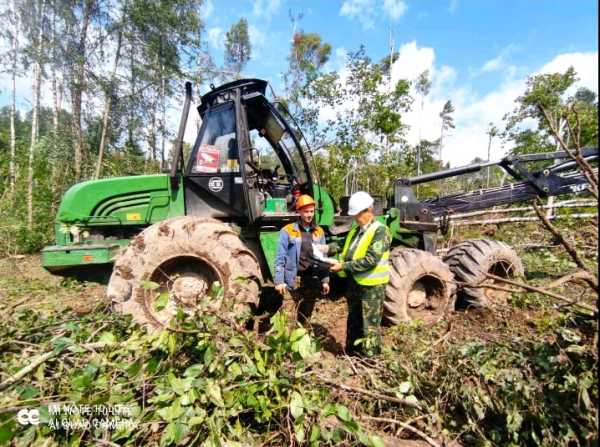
51 0 59 135
149 99 157 162
27 0 46 230
9 0 19 195
50 0 63 214
160 64 166 170
127 30 135 148
70 0 94 182
94 29 123 179
439 123 444 165
486 133 492 188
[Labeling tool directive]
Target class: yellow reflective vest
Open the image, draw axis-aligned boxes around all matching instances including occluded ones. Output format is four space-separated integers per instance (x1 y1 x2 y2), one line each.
338 220 390 286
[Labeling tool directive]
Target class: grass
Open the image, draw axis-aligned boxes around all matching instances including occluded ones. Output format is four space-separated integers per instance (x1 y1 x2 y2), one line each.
0 218 597 446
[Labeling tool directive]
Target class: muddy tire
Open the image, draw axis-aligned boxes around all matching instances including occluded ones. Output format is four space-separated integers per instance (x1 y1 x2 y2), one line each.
444 239 524 308
107 217 262 330
384 248 456 325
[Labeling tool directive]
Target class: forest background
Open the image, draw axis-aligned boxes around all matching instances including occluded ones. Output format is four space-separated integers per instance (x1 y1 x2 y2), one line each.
0 0 597 253
0 2 598 445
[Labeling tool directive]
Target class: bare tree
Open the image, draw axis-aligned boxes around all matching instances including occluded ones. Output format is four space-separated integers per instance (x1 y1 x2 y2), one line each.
8 0 20 196
415 70 431 188
95 27 123 179
26 0 47 230
486 123 497 188
65 0 96 181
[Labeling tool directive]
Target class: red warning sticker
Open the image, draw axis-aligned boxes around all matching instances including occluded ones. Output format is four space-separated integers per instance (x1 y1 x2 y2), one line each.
195 145 220 173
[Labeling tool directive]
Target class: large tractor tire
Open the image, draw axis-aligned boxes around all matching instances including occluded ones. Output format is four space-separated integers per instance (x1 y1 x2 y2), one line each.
384 248 456 325
444 239 524 308
107 217 262 330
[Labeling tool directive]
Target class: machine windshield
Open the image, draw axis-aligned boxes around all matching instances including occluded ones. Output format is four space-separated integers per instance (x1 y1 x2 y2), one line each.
245 95 310 185
188 102 239 174
274 105 317 185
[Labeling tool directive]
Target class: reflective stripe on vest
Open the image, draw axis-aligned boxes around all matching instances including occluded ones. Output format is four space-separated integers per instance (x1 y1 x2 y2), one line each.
338 220 390 285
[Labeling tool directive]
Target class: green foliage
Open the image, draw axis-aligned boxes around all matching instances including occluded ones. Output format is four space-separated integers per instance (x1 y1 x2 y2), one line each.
224 17 251 79
305 47 413 200
0 104 162 255
0 306 383 445
504 66 598 156
379 313 598 446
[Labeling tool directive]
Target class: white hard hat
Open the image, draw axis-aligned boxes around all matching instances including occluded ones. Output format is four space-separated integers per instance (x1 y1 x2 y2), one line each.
347 191 374 216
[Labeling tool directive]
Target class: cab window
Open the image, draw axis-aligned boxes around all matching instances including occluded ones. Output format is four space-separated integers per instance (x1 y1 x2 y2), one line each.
190 103 240 174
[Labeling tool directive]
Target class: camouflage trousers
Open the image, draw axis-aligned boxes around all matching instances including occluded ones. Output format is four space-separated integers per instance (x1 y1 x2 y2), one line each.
346 281 385 356
289 276 322 326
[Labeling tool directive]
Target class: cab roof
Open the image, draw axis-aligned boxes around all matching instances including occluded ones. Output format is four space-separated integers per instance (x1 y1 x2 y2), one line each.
198 79 268 116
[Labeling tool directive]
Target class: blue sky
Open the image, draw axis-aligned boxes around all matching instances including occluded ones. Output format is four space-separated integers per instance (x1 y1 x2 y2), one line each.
200 0 598 165
204 0 597 93
2 1 597 166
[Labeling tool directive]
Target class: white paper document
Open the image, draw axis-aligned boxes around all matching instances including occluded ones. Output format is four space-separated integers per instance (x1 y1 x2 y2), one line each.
312 244 339 264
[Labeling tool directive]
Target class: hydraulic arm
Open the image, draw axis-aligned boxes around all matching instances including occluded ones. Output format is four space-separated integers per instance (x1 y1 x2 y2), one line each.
395 148 598 219
389 148 597 253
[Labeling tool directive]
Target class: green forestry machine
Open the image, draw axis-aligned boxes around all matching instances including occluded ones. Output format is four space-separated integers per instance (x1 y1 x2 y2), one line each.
42 79 598 329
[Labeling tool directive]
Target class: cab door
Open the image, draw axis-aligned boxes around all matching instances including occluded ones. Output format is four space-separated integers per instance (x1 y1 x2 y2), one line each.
184 101 247 218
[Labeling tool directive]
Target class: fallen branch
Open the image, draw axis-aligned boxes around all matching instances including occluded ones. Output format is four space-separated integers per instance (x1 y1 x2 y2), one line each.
5 297 29 313
317 375 423 410
532 199 598 290
456 282 519 294
484 273 595 313
452 213 596 226
548 270 596 289
0 341 119 392
441 200 597 220
361 415 441 447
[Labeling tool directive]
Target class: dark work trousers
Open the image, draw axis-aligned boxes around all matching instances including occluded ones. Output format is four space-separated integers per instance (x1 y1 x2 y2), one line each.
345 279 385 356
289 275 322 326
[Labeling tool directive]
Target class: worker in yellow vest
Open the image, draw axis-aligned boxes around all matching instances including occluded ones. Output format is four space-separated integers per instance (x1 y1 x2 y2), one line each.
325 191 391 356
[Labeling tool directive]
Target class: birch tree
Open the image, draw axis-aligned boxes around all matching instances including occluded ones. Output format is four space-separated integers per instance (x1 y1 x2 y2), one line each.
3 0 22 196
438 99 454 164
94 9 123 179
22 0 47 230
224 18 251 79
415 70 431 178
63 0 97 181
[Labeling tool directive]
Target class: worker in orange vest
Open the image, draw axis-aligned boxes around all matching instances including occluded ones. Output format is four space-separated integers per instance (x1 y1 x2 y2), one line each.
274 195 330 325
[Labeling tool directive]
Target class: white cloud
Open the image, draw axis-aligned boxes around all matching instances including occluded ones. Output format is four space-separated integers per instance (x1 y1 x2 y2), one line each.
433 51 597 166
252 0 282 21
383 0 407 20
341 0 406 29
207 27 224 50
322 47 349 73
340 0 376 30
200 0 214 20
480 56 503 73
479 44 519 74
248 24 267 58
390 41 435 83
538 51 598 93
317 42 599 169
448 0 459 13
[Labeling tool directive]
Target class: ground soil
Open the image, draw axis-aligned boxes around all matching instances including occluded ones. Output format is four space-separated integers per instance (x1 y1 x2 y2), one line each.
0 255 108 315
0 250 593 357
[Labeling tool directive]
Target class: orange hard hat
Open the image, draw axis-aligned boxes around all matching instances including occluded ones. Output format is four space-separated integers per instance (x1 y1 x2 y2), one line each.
295 194 316 210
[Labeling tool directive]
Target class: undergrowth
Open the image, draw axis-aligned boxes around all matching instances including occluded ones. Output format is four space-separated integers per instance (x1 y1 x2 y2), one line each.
0 301 597 446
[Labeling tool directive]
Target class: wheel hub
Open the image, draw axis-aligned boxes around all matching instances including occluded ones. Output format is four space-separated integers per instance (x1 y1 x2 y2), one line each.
407 281 427 307
146 255 223 325
171 274 209 307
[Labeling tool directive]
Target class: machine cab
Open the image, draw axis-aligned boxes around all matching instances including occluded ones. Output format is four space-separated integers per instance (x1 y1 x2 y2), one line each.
184 79 315 223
